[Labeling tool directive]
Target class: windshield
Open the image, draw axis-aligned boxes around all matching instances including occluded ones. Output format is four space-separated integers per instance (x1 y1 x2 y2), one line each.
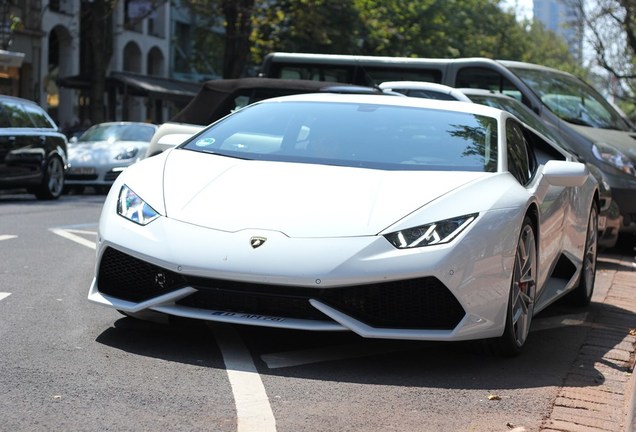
182 101 498 172
509 66 630 131
469 95 555 136
78 123 156 143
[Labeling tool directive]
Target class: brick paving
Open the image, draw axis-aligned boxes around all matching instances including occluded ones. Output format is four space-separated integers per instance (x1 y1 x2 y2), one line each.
540 251 636 432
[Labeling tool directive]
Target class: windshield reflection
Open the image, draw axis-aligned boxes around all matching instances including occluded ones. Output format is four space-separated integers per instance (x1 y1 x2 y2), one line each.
509 67 630 131
182 101 499 172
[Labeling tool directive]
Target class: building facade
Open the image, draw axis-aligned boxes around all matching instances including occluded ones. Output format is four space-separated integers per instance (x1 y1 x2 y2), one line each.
533 0 583 61
3 0 212 132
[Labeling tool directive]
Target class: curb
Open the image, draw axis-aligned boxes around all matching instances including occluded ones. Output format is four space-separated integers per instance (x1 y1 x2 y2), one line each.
540 252 636 432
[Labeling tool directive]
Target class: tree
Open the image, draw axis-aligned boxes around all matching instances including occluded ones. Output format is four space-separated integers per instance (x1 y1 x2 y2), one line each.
251 0 362 61
179 0 257 78
518 19 586 77
81 0 167 124
249 0 581 74
221 0 257 77
568 0 636 116
82 0 113 125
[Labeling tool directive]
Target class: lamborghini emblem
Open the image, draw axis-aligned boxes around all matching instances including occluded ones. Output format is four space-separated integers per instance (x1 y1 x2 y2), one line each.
250 236 267 249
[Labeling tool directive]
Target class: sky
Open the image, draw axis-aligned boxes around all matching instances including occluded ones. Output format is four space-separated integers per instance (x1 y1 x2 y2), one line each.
502 0 534 20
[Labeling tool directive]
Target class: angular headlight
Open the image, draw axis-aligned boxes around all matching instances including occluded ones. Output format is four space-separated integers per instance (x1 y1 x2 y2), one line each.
384 214 478 249
117 185 160 225
115 146 139 160
592 143 636 175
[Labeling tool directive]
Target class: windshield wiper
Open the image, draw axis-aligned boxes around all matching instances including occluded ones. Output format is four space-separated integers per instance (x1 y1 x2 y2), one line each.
561 117 595 127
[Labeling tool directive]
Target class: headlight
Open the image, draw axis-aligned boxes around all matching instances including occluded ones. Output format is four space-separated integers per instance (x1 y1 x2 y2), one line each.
592 143 636 175
117 185 160 225
384 213 478 249
115 146 139 160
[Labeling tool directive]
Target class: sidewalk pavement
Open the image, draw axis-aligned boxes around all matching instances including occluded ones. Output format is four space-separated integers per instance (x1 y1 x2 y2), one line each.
539 249 636 432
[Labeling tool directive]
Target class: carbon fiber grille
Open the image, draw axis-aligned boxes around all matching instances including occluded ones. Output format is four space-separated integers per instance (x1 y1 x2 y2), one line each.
98 247 187 302
97 247 465 330
321 279 464 329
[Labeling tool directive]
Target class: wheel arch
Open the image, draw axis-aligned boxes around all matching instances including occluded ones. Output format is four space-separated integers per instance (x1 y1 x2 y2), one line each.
524 203 539 241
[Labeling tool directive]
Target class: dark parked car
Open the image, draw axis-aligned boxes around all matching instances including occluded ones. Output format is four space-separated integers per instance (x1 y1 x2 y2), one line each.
144 78 381 158
460 88 621 249
0 95 67 199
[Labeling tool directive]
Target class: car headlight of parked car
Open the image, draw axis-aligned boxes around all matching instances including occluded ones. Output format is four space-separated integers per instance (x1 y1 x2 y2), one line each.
592 142 636 175
384 213 478 249
117 185 160 225
115 146 139 160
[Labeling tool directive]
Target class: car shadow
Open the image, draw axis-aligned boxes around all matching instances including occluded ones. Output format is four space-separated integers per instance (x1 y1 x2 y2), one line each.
94 251 636 392
0 190 106 205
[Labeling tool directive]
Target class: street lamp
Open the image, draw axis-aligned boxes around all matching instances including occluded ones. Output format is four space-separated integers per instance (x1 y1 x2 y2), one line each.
0 0 13 50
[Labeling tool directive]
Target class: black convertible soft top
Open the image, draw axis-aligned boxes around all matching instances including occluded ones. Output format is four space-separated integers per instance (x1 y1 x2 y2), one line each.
170 77 376 126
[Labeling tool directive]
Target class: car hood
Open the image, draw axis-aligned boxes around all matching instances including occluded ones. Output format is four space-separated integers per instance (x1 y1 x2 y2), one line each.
568 124 636 160
68 140 148 162
161 149 489 237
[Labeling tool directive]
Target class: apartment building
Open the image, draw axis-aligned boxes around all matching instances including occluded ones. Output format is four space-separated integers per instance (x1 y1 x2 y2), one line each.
4 0 213 131
533 0 583 61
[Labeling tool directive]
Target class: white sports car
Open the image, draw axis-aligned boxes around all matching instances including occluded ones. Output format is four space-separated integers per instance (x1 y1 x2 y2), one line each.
89 93 599 356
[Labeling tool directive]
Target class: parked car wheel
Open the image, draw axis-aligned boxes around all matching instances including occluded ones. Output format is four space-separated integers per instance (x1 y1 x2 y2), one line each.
489 217 537 356
567 206 598 306
33 156 65 200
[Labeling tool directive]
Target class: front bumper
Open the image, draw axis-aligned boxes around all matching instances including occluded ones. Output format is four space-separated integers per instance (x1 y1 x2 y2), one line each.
89 210 519 341
65 164 128 186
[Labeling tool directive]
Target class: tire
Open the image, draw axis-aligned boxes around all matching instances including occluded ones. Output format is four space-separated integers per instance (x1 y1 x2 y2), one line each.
567 205 598 307
488 217 537 356
34 156 65 200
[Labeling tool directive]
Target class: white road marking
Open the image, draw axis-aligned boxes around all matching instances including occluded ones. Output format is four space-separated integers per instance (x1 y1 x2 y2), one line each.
50 228 96 250
212 324 277 432
64 229 97 235
0 293 11 301
0 235 17 241
262 341 415 369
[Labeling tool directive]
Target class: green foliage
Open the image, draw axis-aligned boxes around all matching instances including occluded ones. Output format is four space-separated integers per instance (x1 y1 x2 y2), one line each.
248 0 581 75
9 15 22 32
176 0 224 77
251 0 362 62
517 20 586 78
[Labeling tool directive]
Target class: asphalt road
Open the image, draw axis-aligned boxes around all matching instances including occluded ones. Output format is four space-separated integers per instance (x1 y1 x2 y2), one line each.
0 190 633 432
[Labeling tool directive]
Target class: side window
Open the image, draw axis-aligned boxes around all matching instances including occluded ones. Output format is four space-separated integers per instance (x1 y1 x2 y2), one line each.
24 104 55 129
0 104 11 127
277 64 354 83
506 119 533 185
456 67 524 103
364 68 442 85
3 101 33 128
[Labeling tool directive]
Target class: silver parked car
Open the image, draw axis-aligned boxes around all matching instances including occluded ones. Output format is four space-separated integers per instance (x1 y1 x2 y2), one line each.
65 122 157 193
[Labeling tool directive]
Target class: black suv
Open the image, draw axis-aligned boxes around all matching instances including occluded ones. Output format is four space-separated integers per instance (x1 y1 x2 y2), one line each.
0 95 67 199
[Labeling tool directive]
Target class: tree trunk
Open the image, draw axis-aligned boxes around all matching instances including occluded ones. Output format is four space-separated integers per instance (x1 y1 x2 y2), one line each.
222 0 255 78
88 0 114 124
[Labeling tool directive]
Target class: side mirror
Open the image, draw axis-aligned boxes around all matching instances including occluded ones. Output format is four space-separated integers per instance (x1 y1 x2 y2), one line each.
69 136 78 144
543 160 589 187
